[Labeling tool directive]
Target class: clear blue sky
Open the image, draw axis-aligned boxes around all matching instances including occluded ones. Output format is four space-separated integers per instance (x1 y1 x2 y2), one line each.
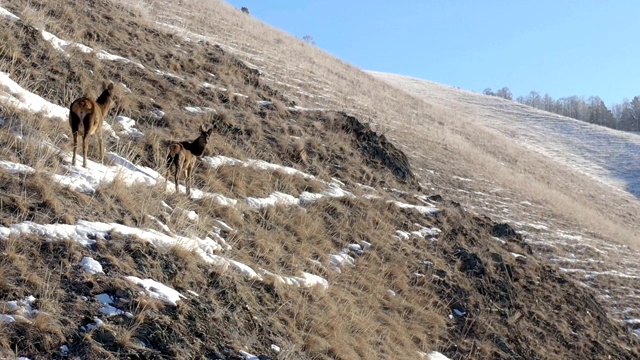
226 1 638 106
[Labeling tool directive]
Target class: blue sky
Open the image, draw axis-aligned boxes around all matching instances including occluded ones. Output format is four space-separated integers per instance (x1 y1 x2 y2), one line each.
226 1 639 106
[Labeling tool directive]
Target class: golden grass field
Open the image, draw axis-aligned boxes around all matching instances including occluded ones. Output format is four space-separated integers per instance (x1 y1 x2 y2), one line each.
0 0 638 358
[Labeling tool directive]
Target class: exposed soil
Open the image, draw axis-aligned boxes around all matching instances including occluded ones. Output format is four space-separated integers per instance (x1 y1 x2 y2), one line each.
0 1 638 359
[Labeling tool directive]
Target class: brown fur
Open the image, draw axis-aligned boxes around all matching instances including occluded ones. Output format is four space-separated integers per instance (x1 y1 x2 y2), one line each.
69 81 116 168
166 125 213 195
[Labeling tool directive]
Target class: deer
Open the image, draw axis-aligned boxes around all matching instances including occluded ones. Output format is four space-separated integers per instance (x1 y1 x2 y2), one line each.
69 81 116 168
166 125 213 195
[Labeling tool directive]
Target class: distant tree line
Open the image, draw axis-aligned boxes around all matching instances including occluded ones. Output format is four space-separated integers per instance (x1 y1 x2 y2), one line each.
483 87 640 132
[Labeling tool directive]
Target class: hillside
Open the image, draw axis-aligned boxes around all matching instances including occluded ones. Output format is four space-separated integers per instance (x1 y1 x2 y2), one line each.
0 0 638 359
143 0 640 334
368 70 640 314
369 72 640 198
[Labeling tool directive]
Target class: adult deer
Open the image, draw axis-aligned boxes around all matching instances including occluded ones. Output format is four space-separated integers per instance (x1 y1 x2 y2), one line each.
166 125 213 195
69 81 116 168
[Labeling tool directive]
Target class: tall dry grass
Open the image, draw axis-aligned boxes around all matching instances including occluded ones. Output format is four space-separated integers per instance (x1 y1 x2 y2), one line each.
0 1 638 358
123 0 640 251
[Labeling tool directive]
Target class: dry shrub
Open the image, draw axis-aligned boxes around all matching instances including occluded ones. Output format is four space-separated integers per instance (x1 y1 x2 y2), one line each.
0 0 637 359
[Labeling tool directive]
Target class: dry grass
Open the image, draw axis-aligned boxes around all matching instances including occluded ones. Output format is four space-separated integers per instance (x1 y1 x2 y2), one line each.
126 0 640 251
0 0 637 359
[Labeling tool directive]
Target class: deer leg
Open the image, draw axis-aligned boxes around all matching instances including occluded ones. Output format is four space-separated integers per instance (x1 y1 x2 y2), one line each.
70 113 80 166
82 133 89 168
98 131 104 164
175 156 182 193
72 130 78 166
185 163 192 196
165 156 172 191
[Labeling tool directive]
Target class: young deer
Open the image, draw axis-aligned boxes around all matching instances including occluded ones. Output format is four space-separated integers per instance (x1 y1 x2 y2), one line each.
166 125 213 195
69 81 116 168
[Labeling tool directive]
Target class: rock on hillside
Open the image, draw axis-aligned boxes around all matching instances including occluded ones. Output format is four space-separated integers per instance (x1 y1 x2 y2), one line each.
0 1 637 359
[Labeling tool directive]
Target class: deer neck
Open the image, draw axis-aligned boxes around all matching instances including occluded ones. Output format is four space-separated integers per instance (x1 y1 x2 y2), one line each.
95 91 113 113
187 136 207 156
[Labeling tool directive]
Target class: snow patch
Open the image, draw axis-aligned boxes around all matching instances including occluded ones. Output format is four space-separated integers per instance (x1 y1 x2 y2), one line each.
0 6 20 21
0 72 68 120
115 116 144 139
0 160 35 174
95 293 133 317
81 257 103 274
125 276 185 306
185 106 216 114
1 295 38 323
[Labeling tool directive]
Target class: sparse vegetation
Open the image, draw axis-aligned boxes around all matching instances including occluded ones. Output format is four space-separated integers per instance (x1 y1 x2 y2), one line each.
0 0 637 359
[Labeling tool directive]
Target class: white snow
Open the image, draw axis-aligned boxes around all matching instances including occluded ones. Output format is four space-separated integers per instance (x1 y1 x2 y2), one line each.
558 268 640 279
245 191 300 209
83 317 105 331
40 28 144 68
202 155 316 180
0 295 38 323
370 70 640 198
81 256 103 274
155 69 184 80
329 251 356 272
0 65 449 297
115 116 144 139
393 200 439 216
394 225 440 242
212 219 235 233
0 160 35 174
0 6 20 21
394 230 410 241
177 207 199 222
0 219 226 261
0 72 68 120
184 106 216 114
125 276 185 306
238 350 259 360
453 308 466 317
42 30 93 55
261 270 329 290
418 351 452 360
95 293 133 317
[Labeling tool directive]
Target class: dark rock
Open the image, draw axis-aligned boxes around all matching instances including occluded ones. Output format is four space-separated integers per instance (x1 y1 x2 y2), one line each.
455 248 486 277
340 114 419 188
434 269 448 280
492 223 522 240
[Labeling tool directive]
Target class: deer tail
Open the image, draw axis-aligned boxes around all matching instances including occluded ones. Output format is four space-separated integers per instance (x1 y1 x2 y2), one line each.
166 143 183 168
69 110 81 133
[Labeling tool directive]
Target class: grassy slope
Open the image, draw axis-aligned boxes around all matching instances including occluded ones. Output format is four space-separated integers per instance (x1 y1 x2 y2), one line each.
140 0 640 329
144 0 640 247
0 0 637 359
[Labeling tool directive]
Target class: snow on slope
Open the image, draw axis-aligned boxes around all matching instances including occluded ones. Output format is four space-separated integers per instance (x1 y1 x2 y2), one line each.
368 71 640 198
0 63 443 287
0 60 448 358
369 71 640 331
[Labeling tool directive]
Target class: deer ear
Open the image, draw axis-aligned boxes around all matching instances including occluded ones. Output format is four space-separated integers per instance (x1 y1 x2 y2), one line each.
107 82 114 91
207 129 213 135
200 124 205 132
